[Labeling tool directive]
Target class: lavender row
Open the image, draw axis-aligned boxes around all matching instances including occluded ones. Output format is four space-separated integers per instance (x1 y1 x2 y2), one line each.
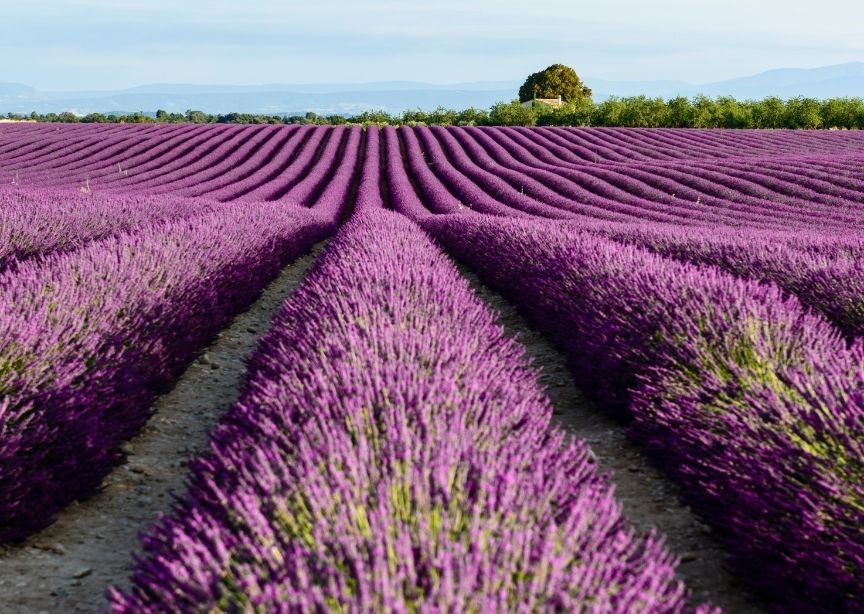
399 127 529 217
382 126 439 218
110 210 693 612
423 214 864 611
0 124 186 170
540 129 864 223
491 127 864 226
2 126 355 208
352 126 385 213
261 126 356 205
303 127 362 222
109 125 275 194
481 128 864 230
716 157 864 205
0 125 156 178
526 126 864 164
217 127 332 202
3 125 246 193
580 220 864 340
118 125 330 202
414 127 573 219
87 126 267 195
181 126 303 199
0 186 220 272
0 201 332 542
2 125 228 191
35 125 230 191
457 128 721 225
406 126 861 230
5 125 196 186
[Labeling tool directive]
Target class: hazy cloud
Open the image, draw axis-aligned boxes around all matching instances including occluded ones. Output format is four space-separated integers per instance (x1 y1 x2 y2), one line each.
1 0 862 89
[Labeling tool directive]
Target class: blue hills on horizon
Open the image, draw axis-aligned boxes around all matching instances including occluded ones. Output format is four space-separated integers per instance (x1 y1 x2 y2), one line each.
2 62 864 116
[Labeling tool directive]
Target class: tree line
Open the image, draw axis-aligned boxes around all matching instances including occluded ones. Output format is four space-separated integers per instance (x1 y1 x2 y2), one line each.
6 95 864 128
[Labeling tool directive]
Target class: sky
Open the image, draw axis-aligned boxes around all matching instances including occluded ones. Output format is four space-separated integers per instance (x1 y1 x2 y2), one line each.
2 0 863 90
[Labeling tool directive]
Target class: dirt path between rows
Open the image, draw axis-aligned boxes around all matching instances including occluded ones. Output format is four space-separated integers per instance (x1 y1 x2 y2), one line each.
0 243 326 614
459 266 764 613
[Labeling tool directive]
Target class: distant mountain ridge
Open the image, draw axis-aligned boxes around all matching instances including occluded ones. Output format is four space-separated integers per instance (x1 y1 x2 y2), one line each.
589 62 864 100
1 63 863 115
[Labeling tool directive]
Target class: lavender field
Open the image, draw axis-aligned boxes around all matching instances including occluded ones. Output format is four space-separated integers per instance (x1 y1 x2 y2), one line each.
0 122 862 612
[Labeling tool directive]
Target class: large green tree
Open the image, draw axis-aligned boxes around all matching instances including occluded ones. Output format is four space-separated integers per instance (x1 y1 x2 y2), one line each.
518 64 592 103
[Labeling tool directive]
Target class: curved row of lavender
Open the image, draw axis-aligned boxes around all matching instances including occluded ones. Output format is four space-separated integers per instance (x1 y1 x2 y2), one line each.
421 214 864 611
0 125 355 204
109 210 696 612
397 126 864 231
5 124 864 233
569 220 864 341
4 123 864 175
484 128 864 228
0 201 333 541
0 186 222 272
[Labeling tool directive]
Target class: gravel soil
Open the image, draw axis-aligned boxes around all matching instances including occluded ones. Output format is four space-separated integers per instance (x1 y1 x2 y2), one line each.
0 243 326 614
458 265 765 613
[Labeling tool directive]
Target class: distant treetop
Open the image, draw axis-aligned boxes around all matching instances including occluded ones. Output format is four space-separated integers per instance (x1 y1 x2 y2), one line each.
518 64 592 103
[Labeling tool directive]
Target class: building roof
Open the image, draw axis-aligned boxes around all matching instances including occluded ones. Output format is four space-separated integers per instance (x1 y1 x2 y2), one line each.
521 96 564 108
